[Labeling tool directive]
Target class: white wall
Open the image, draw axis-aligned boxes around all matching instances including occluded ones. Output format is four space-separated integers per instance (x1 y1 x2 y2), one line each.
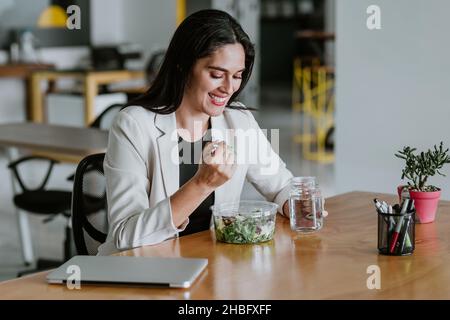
324 0 335 65
91 0 177 60
90 0 124 45
335 0 450 199
121 0 177 61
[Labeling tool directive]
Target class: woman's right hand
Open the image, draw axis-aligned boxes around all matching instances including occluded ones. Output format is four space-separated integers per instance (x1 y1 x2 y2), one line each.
193 140 236 190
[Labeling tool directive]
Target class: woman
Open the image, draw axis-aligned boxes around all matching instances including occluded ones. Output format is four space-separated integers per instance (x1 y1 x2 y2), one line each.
97 9 294 255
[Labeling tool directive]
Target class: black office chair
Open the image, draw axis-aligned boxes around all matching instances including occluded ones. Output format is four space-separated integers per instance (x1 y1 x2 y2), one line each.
89 103 124 129
72 153 108 255
66 105 120 254
8 156 73 274
9 104 121 274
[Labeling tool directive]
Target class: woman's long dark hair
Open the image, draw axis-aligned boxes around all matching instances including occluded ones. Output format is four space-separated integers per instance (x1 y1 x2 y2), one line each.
129 9 255 114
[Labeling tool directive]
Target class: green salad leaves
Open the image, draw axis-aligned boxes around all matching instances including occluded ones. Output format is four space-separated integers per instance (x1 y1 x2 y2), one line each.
214 211 276 244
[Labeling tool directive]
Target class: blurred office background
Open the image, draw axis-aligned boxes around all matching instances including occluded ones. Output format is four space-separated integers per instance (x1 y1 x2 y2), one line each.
0 0 449 280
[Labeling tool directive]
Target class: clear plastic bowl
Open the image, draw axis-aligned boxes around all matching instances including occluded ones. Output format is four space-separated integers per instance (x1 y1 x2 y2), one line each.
210 200 278 244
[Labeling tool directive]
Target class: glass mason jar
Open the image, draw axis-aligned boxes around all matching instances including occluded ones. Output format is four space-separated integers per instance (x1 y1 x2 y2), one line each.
289 177 323 233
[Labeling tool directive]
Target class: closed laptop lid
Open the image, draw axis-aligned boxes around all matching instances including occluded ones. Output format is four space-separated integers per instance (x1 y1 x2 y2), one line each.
46 255 208 288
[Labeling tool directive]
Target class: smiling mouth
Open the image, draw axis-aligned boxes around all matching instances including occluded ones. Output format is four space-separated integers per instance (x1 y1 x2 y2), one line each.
209 93 228 106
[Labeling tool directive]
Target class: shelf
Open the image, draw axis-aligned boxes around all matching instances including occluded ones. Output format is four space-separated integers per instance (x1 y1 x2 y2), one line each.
261 13 323 23
295 30 335 41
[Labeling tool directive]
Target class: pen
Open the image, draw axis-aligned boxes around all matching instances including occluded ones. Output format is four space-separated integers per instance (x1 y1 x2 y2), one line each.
381 201 389 213
394 199 415 253
392 204 401 213
373 199 385 212
389 199 409 253
408 199 415 212
373 199 392 229
398 215 412 254
387 205 395 232
403 199 415 249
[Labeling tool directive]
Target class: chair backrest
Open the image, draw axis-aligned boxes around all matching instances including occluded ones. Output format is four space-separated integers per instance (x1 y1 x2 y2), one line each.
89 103 124 130
8 156 58 193
72 153 108 255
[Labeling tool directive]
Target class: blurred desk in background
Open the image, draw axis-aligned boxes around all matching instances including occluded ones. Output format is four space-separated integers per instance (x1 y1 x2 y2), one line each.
0 63 54 120
29 69 146 126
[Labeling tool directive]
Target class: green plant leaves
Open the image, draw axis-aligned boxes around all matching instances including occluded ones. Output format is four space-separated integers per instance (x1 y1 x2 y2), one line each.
395 141 450 191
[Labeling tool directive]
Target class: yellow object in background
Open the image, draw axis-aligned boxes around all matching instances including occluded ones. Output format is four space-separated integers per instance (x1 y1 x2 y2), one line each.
176 0 186 26
292 58 335 163
37 5 68 28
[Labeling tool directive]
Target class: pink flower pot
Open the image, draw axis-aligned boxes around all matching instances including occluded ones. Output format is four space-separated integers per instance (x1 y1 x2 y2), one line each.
409 189 441 223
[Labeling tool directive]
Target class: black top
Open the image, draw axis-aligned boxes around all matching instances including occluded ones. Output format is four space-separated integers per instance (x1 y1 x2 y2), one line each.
178 121 214 237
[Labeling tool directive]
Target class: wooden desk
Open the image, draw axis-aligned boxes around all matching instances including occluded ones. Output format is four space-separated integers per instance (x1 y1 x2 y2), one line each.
30 69 145 125
1 191 450 299
0 63 54 120
0 123 108 265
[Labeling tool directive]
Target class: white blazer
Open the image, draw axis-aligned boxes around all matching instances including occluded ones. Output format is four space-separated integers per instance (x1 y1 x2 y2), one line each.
97 105 293 255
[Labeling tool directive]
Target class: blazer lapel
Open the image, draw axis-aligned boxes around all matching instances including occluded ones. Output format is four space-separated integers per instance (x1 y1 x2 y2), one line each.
155 113 179 198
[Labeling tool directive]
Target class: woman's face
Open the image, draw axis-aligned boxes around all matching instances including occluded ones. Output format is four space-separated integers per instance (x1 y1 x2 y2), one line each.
183 43 246 117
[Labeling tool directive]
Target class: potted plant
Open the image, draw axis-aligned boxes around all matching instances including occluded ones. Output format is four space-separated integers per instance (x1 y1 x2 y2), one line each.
395 142 450 223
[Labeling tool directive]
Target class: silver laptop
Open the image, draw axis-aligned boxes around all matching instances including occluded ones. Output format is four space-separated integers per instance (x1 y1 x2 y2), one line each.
47 255 208 288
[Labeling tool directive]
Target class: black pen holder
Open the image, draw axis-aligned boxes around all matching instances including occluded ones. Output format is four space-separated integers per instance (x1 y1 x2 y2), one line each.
378 209 415 256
